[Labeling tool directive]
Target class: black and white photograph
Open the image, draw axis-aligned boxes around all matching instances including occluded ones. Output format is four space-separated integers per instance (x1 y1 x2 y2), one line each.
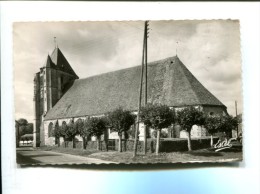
14 20 243 165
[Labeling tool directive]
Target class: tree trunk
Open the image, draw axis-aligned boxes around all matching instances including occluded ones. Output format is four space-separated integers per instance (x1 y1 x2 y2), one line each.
210 135 213 147
187 131 192 151
63 137 67 147
82 136 86 149
118 133 122 152
58 137 60 147
97 137 100 151
156 129 161 155
72 136 76 148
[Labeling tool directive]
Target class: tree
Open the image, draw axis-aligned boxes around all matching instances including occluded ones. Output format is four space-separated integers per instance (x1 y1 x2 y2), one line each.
107 107 135 152
85 117 107 150
204 115 221 147
176 107 205 151
53 121 60 146
17 118 28 126
25 123 33 134
67 119 78 148
15 118 33 147
76 118 88 149
139 103 175 155
16 118 29 138
60 121 69 147
218 115 238 139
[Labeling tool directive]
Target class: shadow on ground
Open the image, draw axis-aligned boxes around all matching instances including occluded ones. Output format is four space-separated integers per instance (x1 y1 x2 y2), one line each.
16 153 42 164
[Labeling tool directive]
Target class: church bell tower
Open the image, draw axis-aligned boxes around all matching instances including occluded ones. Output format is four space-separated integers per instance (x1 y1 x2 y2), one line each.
33 46 78 147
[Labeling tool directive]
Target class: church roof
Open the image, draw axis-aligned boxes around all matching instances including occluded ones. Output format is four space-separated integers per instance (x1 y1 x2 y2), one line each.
44 56 226 120
47 47 79 78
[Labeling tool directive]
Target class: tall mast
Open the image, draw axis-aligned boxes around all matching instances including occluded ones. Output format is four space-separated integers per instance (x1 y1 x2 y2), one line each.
133 21 148 157
143 21 149 154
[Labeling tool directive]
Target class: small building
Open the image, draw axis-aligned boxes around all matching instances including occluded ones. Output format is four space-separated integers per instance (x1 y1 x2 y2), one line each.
33 47 227 147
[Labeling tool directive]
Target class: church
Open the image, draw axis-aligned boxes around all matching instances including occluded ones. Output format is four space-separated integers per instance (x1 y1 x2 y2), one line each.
33 47 227 147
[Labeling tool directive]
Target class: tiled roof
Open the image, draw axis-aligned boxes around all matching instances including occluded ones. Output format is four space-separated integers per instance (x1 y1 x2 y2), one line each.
44 56 225 120
48 48 78 78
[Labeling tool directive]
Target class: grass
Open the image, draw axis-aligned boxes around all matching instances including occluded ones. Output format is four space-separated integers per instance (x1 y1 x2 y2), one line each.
88 149 242 163
38 146 100 157
39 146 243 163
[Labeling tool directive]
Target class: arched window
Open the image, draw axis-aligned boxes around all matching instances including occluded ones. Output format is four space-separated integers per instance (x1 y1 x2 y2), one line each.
48 122 54 137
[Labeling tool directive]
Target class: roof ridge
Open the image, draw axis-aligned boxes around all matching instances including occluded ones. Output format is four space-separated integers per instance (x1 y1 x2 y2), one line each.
177 58 224 106
77 56 178 81
176 58 200 104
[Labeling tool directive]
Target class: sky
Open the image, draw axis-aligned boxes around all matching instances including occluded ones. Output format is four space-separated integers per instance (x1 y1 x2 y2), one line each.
13 20 242 123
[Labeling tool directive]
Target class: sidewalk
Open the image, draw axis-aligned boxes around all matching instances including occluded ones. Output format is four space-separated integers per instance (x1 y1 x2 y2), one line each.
17 147 117 165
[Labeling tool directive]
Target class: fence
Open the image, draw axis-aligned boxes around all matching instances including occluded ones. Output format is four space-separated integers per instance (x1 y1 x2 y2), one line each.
59 137 219 152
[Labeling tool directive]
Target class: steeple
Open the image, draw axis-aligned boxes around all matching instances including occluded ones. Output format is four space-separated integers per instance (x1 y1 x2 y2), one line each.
44 55 55 68
34 46 79 147
50 47 79 79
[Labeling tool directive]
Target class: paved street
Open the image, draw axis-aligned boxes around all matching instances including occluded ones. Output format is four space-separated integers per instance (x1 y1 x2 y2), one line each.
16 147 116 165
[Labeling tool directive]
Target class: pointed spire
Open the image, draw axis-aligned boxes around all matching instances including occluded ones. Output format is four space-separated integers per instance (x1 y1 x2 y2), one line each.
50 47 78 78
43 55 55 68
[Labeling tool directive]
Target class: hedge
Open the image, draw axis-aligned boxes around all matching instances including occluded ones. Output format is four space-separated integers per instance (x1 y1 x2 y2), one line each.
60 137 218 152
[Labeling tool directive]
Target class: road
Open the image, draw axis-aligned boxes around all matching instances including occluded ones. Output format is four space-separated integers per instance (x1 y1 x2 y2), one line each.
16 147 116 165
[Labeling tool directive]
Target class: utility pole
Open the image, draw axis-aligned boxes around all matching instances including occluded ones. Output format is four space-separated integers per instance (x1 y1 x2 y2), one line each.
143 21 149 155
235 101 239 137
133 21 149 157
